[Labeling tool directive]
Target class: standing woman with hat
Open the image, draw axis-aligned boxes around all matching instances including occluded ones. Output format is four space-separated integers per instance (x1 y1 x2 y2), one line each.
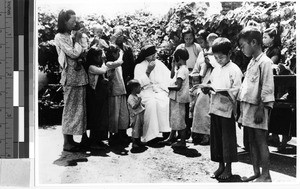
134 45 172 143
54 9 88 152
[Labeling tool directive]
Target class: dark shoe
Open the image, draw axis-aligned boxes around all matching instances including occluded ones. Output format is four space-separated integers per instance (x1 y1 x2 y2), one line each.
90 141 108 150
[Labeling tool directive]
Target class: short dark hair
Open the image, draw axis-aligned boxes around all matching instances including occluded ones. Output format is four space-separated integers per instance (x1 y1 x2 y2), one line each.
105 44 120 61
196 29 210 41
237 26 263 47
85 48 103 71
174 48 189 62
127 79 140 93
57 9 76 34
212 37 232 55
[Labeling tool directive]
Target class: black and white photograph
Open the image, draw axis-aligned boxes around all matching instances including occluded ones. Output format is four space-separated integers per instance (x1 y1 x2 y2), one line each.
36 0 297 187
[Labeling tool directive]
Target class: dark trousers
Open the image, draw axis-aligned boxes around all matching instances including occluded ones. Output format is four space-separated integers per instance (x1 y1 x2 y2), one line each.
210 114 238 163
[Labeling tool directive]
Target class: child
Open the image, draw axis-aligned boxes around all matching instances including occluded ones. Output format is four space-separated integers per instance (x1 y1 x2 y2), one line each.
202 37 243 180
82 47 110 150
105 44 130 146
161 48 190 147
72 21 89 71
175 27 201 139
190 31 218 145
237 27 275 182
175 27 201 71
199 33 219 77
127 79 145 148
90 24 109 50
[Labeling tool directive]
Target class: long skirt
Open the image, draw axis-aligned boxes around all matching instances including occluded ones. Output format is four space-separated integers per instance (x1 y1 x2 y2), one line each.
108 95 130 133
140 89 171 142
191 91 211 135
62 85 86 135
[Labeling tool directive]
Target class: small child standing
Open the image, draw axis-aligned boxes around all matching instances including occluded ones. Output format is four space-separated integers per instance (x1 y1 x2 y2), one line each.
161 48 190 147
127 79 145 148
238 27 275 182
105 44 130 146
202 37 243 180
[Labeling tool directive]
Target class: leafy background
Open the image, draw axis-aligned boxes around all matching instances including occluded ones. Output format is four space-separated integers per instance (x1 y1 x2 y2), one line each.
38 1 296 125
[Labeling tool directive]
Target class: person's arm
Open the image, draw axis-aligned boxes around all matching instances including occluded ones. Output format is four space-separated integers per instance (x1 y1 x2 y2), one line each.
89 64 107 75
106 50 124 69
134 63 151 88
169 78 183 91
270 55 279 65
254 60 275 124
56 34 83 59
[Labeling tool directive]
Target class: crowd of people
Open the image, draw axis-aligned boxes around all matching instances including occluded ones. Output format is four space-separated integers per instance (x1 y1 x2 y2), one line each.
53 9 294 183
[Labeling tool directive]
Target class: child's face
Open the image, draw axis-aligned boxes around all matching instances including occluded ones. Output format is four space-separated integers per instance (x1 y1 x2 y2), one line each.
197 37 208 49
94 28 103 38
213 52 230 66
135 85 142 94
239 38 254 57
263 33 274 47
183 33 194 46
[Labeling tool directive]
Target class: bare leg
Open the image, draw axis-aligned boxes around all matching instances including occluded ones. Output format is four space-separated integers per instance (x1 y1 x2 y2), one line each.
171 129 186 147
211 162 225 178
254 129 272 182
160 130 176 145
242 128 261 182
218 163 232 180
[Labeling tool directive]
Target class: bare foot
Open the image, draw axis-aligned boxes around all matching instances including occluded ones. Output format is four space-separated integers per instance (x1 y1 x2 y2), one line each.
242 173 260 182
218 169 232 180
254 175 272 182
211 167 224 178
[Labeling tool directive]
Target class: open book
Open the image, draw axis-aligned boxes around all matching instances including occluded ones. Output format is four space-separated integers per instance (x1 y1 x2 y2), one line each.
198 84 233 102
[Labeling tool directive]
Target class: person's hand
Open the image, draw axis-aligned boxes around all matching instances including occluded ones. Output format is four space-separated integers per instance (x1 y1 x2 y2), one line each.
146 60 156 74
74 31 83 43
254 106 264 124
201 87 213 95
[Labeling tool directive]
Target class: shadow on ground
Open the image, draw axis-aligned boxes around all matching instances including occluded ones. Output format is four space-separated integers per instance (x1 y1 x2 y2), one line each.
53 151 90 166
172 146 202 157
237 145 296 178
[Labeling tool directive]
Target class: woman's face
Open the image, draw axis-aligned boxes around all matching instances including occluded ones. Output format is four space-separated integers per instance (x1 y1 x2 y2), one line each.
145 53 156 62
66 15 76 32
263 33 274 47
183 33 194 46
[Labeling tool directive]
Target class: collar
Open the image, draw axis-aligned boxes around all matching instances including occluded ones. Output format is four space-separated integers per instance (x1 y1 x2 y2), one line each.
253 52 264 62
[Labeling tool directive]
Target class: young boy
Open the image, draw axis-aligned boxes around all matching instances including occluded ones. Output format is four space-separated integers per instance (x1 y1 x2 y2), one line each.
161 48 190 147
127 79 145 148
202 37 243 180
237 27 274 182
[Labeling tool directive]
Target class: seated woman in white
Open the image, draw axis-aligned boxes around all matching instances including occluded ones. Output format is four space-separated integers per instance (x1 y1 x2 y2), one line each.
134 45 172 143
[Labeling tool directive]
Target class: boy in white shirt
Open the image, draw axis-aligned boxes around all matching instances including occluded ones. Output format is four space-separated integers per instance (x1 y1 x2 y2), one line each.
202 37 243 180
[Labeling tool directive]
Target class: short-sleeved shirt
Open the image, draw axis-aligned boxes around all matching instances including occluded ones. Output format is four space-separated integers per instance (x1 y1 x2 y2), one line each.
127 94 145 117
169 65 190 103
209 61 243 118
176 43 201 70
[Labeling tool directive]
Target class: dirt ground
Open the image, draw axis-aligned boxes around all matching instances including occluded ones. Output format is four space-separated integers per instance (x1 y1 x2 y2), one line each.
37 125 297 185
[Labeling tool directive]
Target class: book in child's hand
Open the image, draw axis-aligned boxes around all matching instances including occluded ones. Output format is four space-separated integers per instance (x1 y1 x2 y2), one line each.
168 86 178 90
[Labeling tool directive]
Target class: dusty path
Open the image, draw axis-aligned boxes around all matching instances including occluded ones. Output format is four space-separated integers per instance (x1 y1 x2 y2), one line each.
37 125 297 185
